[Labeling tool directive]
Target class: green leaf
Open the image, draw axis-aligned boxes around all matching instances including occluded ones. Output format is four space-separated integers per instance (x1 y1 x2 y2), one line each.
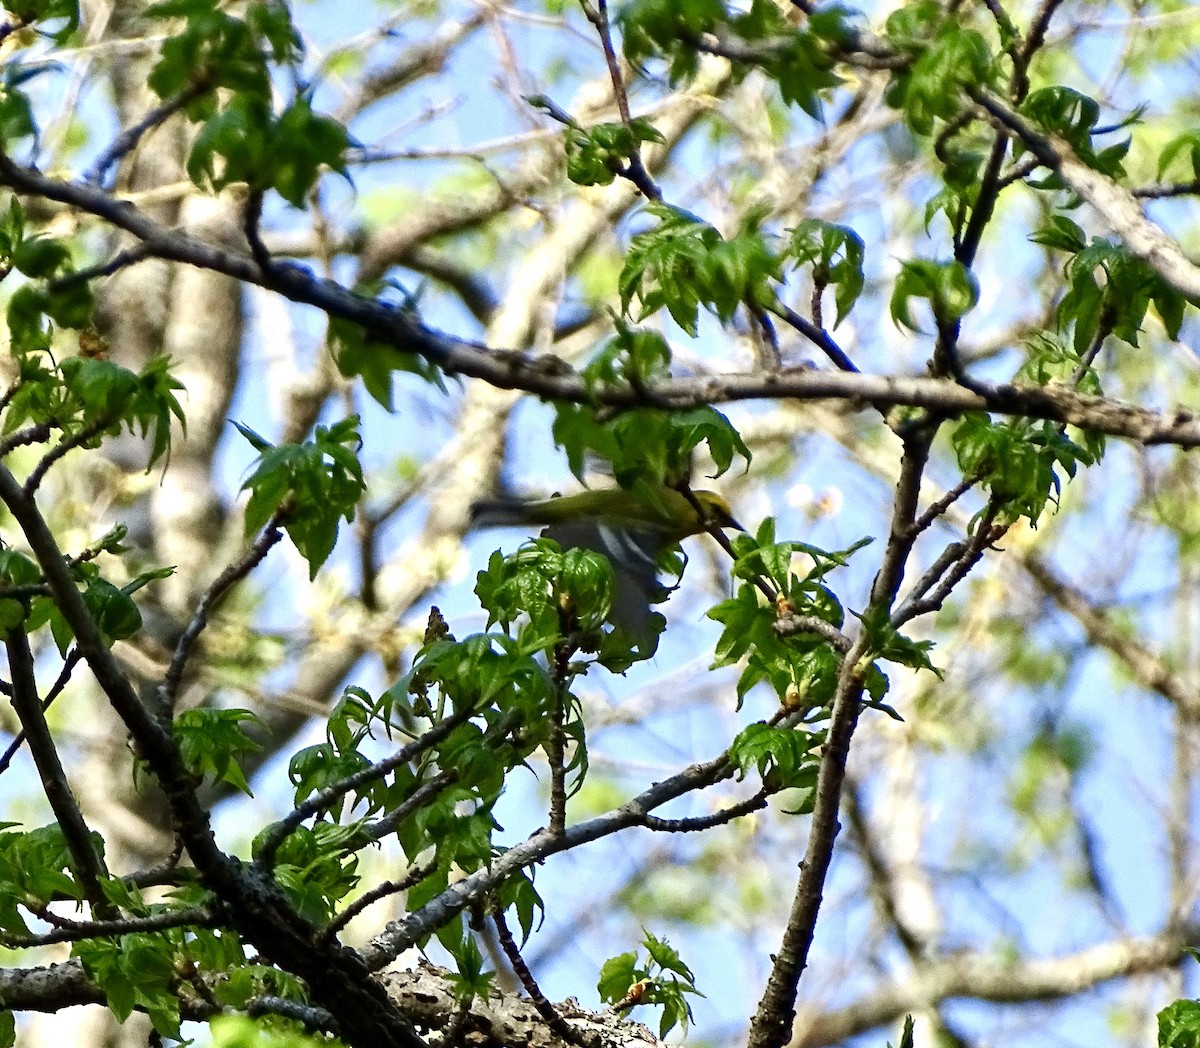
0 824 83 928
884 10 992 136
51 355 185 467
83 579 142 643
74 933 181 1036
641 929 695 982
1159 999 1200 1048
1029 215 1087 253
0 549 40 587
565 117 664 187
597 951 641 1003
237 415 366 577
330 294 445 407
952 414 1094 524
268 822 362 924
729 722 817 788
1019 86 1126 178
890 259 979 330
742 4 845 118
581 319 672 389
784 220 865 326
497 871 544 945
187 91 350 205
596 932 703 1037
174 707 263 795
444 933 494 1000
618 0 725 83
619 203 779 333
147 0 295 116
12 235 70 279
0 71 38 148
288 741 371 810
269 93 352 207
619 204 719 334
1158 131 1200 182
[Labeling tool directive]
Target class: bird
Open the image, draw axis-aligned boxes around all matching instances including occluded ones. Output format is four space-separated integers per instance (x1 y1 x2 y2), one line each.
471 485 740 653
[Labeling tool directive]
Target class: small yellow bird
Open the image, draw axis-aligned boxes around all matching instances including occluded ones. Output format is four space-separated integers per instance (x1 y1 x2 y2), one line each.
472 485 740 649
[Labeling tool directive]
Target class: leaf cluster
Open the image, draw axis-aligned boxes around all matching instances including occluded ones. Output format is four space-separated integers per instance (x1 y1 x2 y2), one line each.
1031 217 1185 349
563 117 664 187
1019 86 1130 181
236 416 366 577
0 823 82 932
0 528 174 650
146 0 350 206
786 220 865 327
883 3 994 136
709 520 870 708
618 0 848 117
619 203 780 334
951 413 1094 524
598 930 704 1038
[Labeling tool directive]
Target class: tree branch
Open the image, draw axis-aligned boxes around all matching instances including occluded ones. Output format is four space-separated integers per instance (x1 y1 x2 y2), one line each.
969 86 1200 303
2 158 1199 448
793 924 1200 1047
3 628 114 919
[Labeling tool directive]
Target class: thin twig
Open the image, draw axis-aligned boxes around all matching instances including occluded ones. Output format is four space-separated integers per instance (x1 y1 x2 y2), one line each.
909 471 982 537
0 646 83 779
361 744 741 969
769 301 859 373
4 904 214 948
0 423 52 457
492 907 591 1046
893 512 1006 626
24 419 110 496
84 83 211 187
361 772 457 843
579 0 662 201
773 614 852 652
243 189 273 272
124 836 187 889
891 541 968 624
159 513 287 717
1133 179 1200 200
50 243 156 289
4 628 116 920
752 306 783 371
316 859 436 947
547 628 573 837
641 788 771 832
255 705 477 868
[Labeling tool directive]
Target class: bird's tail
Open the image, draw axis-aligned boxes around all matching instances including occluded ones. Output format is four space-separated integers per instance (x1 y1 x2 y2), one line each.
470 495 540 530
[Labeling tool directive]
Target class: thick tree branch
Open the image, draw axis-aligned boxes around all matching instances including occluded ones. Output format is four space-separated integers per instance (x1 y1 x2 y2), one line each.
793 924 1200 1047
1021 552 1200 715
3 158 1199 449
970 87 1200 303
750 429 935 1048
361 747 738 969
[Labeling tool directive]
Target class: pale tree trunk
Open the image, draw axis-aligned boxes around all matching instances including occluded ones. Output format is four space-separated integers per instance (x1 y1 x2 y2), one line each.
27 3 243 1045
